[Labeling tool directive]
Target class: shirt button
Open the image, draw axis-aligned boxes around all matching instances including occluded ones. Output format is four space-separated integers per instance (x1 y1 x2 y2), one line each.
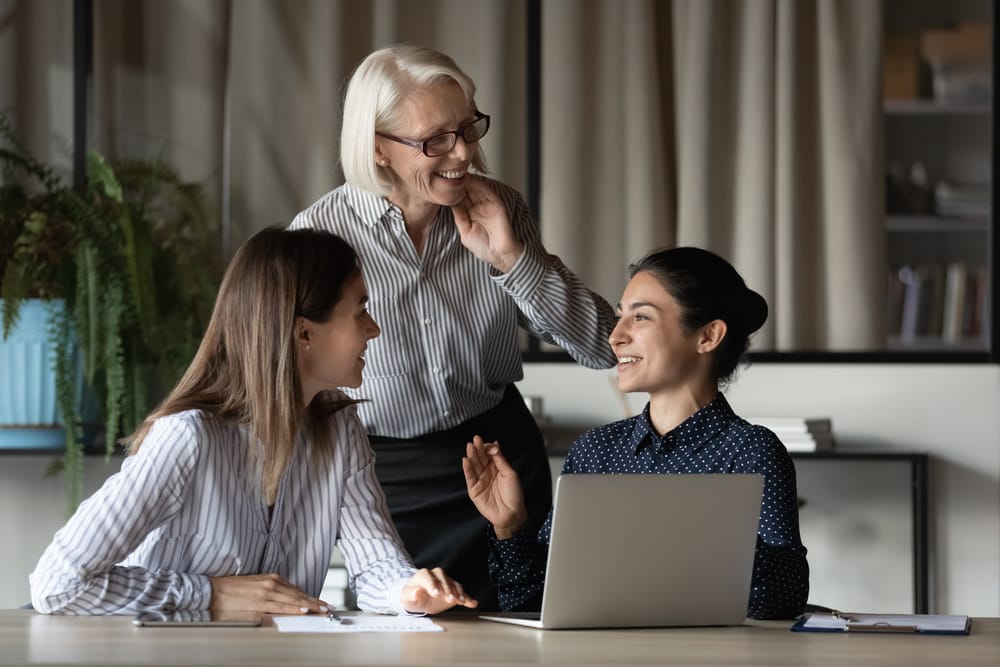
423 318 431 325
443 410 450 417
433 367 440 374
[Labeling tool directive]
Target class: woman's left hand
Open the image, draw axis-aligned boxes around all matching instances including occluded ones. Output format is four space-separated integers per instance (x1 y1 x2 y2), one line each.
451 175 524 273
401 567 478 615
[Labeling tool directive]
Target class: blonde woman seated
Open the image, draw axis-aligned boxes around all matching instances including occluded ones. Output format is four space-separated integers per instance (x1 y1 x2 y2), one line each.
31 227 476 616
464 247 809 620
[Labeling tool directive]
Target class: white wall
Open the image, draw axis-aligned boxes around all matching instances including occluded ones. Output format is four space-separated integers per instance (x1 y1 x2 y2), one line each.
3 362 998 616
0 456 120 609
519 362 1000 617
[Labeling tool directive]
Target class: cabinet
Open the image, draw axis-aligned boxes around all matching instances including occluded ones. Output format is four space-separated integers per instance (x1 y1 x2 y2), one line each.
790 451 929 614
883 1 993 353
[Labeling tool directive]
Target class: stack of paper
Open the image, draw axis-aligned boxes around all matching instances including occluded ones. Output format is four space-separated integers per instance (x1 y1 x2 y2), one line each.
934 181 990 218
747 417 834 453
273 614 443 633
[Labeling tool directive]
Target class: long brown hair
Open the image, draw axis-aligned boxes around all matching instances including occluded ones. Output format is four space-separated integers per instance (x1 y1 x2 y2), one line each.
123 226 362 503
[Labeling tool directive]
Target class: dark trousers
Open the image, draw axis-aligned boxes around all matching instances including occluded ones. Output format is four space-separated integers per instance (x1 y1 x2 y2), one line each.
370 384 552 611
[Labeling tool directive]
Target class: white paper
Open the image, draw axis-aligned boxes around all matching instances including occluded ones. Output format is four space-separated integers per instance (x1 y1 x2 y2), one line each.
272 614 443 633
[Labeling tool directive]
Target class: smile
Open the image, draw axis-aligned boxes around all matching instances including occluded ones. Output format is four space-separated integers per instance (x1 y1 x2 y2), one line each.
435 168 466 180
617 356 641 365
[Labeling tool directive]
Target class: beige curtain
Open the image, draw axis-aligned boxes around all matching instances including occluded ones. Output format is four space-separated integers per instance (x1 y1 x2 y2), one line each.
0 0 78 166
1 0 885 352
541 0 885 351
89 0 528 252
221 0 529 248
539 0 676 323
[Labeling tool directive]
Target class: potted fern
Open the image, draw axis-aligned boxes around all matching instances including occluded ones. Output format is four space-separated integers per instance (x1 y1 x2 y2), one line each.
0 111 222 511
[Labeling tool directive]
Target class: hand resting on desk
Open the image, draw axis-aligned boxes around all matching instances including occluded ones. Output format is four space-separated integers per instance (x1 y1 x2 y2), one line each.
210 569 477 616
209 573 330 615
401 568 478 614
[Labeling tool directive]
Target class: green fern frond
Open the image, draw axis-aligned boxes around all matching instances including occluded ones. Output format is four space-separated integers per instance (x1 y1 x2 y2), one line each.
47 302 83 514
86 151 123 203
113 157 180 188
74 242 100 383
1 264 27 336
100 281 127 456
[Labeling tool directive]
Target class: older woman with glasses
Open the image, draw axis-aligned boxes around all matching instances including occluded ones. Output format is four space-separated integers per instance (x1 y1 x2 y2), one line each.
290 44 616 610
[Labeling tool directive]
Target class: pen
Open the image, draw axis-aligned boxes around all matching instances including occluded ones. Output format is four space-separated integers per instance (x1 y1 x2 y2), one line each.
831 610 859 623
326 610 343 624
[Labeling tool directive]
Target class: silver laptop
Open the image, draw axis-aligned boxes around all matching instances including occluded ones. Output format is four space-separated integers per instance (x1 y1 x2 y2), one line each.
479 473 764 629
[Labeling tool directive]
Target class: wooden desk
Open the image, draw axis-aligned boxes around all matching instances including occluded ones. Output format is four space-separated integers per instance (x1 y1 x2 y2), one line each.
1 611 997 667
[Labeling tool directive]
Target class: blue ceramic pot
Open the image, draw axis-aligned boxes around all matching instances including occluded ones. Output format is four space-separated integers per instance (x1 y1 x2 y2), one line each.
0 299 94 450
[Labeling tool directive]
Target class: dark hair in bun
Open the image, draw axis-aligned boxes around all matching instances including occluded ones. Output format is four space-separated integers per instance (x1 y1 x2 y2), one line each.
628 246 767 384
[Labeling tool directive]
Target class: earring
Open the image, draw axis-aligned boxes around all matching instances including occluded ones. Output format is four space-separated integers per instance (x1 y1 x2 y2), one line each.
379 160 388 166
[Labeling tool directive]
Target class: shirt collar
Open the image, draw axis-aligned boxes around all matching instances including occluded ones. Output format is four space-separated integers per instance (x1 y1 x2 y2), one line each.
344 183 406 234
631 393 736 453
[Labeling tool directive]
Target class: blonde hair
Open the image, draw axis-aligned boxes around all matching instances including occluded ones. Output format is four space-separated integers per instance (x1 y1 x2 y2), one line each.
340 43 489 195
123 227 362 503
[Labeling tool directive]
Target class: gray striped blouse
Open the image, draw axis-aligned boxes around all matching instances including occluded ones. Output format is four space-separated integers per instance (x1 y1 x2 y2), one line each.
30 402 416 615
289 180 617 438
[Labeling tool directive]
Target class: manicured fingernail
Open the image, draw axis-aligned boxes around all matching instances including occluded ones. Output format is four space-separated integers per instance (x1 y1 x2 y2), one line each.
299 606 309 613
319 605 329 612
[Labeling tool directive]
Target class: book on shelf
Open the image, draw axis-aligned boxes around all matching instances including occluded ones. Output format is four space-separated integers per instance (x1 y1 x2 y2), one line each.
924 264 945 338
897 264 925 343
746 417 834 453
964 266 988 338
942 261 967 343
887 269 905 335
889 262 989 346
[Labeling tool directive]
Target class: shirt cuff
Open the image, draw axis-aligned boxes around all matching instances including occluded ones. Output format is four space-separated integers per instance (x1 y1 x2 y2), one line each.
491 245 545 299
182 573 213 610
488 529 537 566
387 576 427 616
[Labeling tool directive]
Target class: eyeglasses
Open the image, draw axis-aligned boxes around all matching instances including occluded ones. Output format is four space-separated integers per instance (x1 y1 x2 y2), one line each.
376 111 490 158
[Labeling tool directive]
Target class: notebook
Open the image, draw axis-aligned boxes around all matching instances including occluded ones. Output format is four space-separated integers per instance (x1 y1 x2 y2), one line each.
479 472 764 629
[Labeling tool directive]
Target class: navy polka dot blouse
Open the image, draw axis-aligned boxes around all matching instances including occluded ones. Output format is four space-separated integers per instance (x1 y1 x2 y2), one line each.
488 393 810 619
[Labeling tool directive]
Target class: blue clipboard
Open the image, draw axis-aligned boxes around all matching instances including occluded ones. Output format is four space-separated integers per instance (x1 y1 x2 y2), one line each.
791 612 971 635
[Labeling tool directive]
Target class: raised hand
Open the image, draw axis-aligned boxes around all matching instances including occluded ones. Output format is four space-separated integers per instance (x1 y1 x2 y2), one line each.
462 435 528 539
209 573 330 615
450 175 524 272
401 567 478 615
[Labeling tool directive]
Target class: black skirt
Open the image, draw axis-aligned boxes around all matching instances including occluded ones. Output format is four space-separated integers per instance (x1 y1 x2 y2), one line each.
369 384 553 611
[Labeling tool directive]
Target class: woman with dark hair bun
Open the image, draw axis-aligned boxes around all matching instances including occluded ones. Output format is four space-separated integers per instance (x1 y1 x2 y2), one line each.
464 246 810 620
627 246 769 386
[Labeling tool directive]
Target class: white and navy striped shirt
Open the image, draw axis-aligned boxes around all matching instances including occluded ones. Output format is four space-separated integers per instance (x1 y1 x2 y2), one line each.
290 180 617 437
30 402 416 615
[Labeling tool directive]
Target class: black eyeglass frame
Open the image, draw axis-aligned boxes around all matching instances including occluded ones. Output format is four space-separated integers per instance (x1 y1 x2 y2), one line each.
376 111 491 158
